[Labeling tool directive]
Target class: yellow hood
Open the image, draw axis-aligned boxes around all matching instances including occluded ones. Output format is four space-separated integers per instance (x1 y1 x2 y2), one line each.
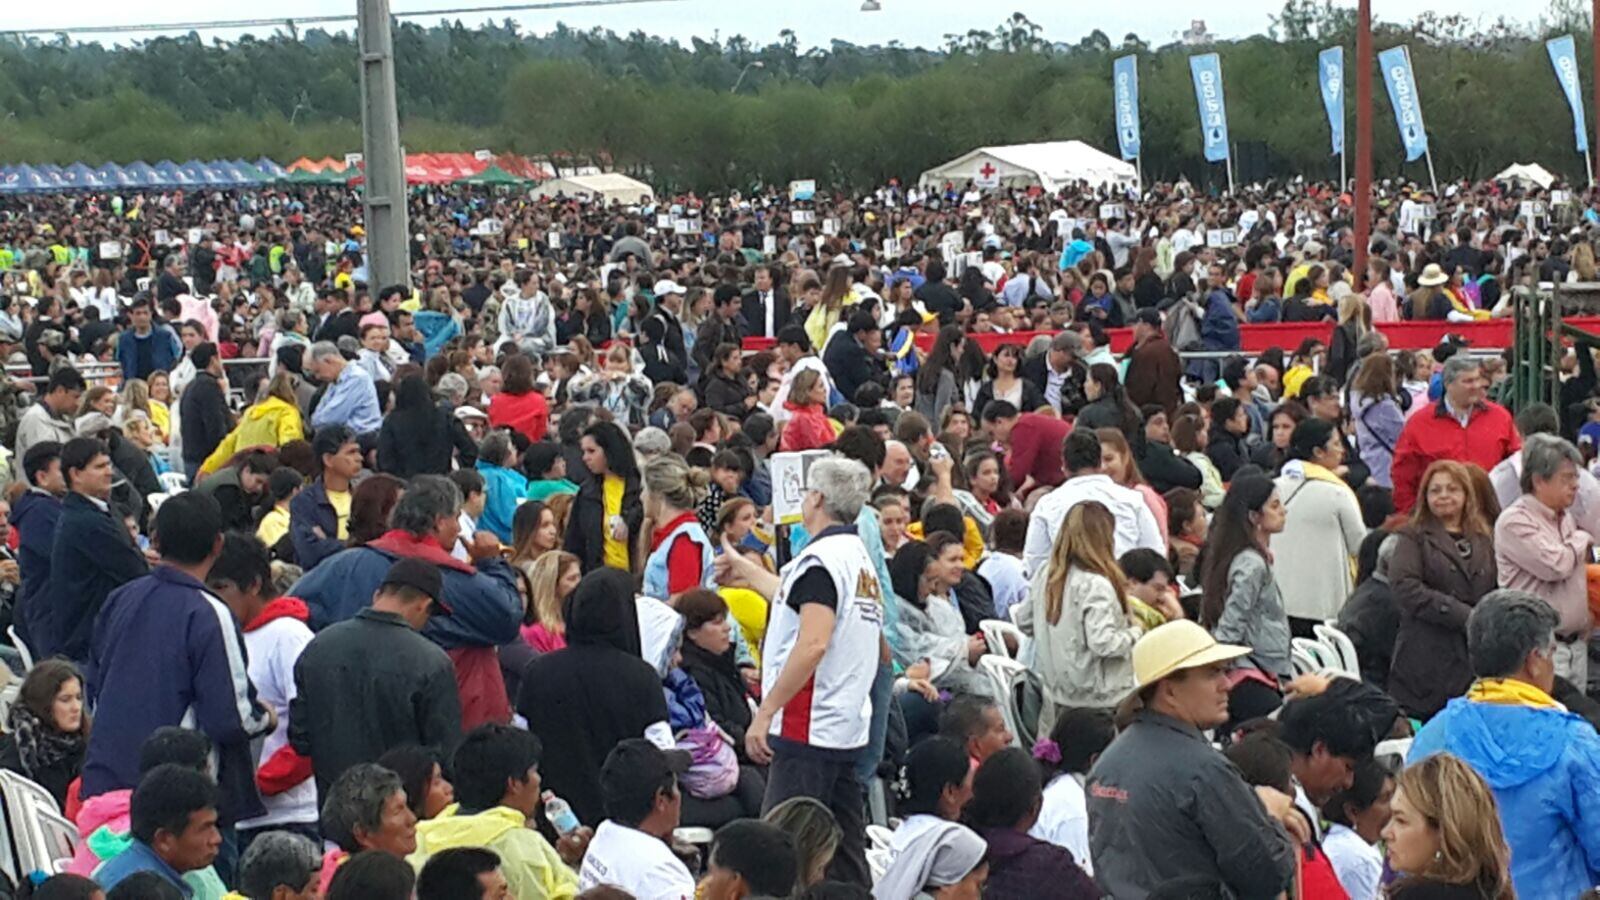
243 395 297 423
413 806 523 854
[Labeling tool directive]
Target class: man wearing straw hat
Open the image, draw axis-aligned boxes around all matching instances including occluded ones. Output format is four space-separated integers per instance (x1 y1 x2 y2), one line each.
1085 621 1300 899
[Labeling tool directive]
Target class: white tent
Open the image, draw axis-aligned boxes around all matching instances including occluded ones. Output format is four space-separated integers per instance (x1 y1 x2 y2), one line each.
532 172 655 204
919 140 1138 192
1493 162 1556 189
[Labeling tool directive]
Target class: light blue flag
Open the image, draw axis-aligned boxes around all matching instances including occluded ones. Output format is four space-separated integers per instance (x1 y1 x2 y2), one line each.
1546 35 1589 153
1189 54 1230 163
1378 45 1429 162
1113 55 1141 161
1318 47 1345 156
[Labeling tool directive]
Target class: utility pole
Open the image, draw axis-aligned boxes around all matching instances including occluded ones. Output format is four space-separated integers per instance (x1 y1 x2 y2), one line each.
1593 0 1600 184
1352 0 1373 287
357 0 410 291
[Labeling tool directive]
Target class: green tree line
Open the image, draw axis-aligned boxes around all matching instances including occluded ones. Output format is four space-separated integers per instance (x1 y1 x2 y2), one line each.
0 3 1592 191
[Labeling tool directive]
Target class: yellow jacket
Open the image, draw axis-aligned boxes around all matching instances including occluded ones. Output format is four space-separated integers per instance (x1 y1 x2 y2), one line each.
410 806 579 900
906 515 986 569
200 396 304 475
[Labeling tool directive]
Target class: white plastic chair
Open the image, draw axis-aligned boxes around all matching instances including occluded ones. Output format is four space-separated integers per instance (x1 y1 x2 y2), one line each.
1375 737 1414 771
976 654 1028 748
978 619 1027 661
1314 622 1361 678
1291 637 1339 673
158 471 188 493
1290 645 1321 678
6 626 33 672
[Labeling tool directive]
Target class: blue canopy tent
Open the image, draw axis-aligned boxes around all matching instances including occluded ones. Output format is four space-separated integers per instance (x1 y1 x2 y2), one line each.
4 166 51 193
63 163 103 191
254 157 289 180
95 162 136 189
211 161 250 187
122 161 160 187
225 161 266 184
152 161 192 187
180 160 226 187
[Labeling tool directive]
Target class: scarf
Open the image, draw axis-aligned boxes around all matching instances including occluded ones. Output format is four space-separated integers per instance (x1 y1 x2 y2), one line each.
8 703 84 778
1465 678 1562 709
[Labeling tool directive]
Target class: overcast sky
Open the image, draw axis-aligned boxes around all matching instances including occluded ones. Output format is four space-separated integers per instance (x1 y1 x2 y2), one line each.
7 0 1546 48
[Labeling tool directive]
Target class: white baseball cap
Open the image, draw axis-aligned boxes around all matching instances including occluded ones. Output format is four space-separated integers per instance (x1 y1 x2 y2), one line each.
653 279 687 297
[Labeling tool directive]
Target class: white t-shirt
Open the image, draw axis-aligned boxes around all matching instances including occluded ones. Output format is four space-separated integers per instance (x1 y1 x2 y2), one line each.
1024 475 1165 579
976 553 1028 621
1322 823 1382 900
577 821 694 900
1029 773 1092 875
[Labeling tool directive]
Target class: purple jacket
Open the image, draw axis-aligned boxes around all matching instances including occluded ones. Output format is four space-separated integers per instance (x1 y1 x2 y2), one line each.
979 827 1099 900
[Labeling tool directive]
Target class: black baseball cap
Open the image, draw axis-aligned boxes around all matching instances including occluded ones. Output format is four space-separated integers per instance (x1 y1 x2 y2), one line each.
600 738 690 814
380 557 451 615
1134 308 1162 327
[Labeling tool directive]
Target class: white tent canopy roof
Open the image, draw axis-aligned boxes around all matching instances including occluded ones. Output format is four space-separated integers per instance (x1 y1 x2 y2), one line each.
919 140 1138 191
532 172 655 204
1493 162 1556 189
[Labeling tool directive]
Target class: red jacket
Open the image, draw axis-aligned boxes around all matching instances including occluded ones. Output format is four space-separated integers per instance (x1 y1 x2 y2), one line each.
488 390 549 443
1391 399 1521 512
1006 412 1072 489
779 402 835 452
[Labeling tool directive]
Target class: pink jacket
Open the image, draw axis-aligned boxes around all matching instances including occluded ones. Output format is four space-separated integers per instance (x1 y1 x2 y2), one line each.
67 789 131 876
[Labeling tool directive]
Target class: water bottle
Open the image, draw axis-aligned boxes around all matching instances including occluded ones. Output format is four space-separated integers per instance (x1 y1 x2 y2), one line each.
543 790 580 836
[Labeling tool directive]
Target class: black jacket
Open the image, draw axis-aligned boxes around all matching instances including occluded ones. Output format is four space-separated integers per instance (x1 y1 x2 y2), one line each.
557 310 613 348
313 310 360 344
915 281 962 325
1326 320 1361 386
678 639 753 761
377 405 477 479
740 287 791 339
693 314 744 375
1205 426 1252 482
822 334 887 406
290 608 463 800
640 307 688 386
701 371 753 419
1337 574 1399 690
563 472 643 574
47 492 149 662
1021 355 1087 416
180 371 231 467
971 379 1043 421
194 467 259 533
1137 441 1202 493
517 570 671 825
108 431 160 507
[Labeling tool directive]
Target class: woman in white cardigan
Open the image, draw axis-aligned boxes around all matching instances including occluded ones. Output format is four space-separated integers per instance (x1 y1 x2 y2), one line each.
1269 417 1368 631
1023 501 1182 732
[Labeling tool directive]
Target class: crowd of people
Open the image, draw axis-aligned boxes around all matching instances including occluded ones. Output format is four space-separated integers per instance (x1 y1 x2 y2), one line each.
0 170 1593 900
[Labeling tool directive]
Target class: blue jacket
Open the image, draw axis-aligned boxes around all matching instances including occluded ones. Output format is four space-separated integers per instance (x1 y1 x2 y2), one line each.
1410 694 1600 900
475 460 529 544
287 534 522 651
93 838 192 897
114 325 182 381
84 567 271 825
48 492 149 663
310 363 382 434
11 489 60 654
289 479 345 571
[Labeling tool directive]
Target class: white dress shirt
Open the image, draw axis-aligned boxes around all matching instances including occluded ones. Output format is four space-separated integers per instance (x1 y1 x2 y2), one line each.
1024 474 1164 578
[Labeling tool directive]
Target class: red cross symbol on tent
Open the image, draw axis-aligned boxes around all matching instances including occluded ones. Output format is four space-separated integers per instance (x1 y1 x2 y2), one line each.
979 163 997 179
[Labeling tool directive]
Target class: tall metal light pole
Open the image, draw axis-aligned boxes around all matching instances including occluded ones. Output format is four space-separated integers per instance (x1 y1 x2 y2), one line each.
1593 0 1600 183
358 0 410 291
1352 0 1373 287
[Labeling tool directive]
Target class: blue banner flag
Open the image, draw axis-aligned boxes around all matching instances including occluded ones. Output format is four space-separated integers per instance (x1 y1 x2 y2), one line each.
1113 55 1141 161
1546 35 1589 153
1378 45 1429 162
1188 54 1230 163
1318 47 1344 156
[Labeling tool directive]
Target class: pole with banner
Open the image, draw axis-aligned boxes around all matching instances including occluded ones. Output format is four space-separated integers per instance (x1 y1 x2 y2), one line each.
1188 53 1234 194
1318 46 1346 189
1546 34 1593 187
1377 44 1436 196
1113 55 1143 189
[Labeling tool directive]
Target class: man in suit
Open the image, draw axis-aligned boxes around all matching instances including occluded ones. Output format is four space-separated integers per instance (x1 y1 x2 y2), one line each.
312 288 359 344
1021 331 1088 417
741 265 790 339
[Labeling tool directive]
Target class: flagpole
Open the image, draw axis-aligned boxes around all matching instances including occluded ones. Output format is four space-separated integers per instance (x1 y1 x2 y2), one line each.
1423 149 1439 196
1340 146 1347 191
1587 148 1595 189
1225 155 1235 195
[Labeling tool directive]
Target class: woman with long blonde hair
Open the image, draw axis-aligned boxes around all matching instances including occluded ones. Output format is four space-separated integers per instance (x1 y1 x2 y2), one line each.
1030 502 1180 728
520 550 580 654
1383 753 1514 899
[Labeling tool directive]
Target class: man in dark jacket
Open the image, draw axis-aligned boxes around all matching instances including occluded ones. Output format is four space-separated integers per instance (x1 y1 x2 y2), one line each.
1136 407 1203 494
1021 331 1088 417
1088 621 1298 898
693 286 744 376
179 343 231 482
289 426 361 571
288 475 522 727
640 280 689 386
1123 310 1183 418
914 259 962 325
741 265 791 339
46 437 149 663
194 451 275 532
291 556 462 799
83 491 274 833
823 311 888 406
12 441 64 656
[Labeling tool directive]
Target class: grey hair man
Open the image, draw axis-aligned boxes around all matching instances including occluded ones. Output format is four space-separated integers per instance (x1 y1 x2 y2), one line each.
318 763 418 858
1494 433 1592 687
1409 589 1600 900
716 456 879 887
1489 403 1600 538
236 830 321 900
